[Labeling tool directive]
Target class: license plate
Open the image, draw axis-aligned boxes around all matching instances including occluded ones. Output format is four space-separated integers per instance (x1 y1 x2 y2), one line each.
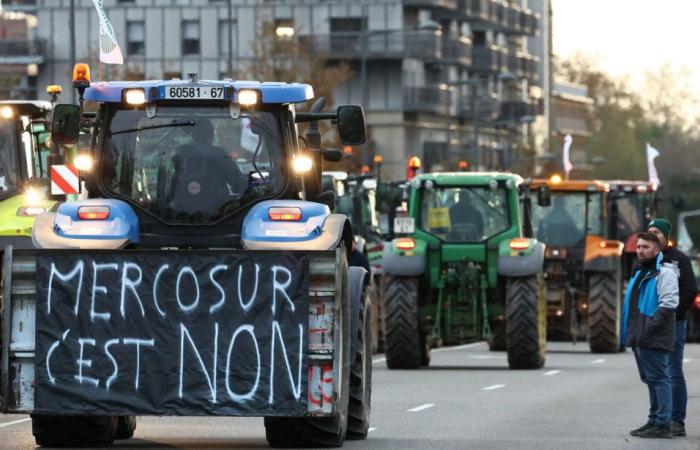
394 217 415 234
163 86 227 100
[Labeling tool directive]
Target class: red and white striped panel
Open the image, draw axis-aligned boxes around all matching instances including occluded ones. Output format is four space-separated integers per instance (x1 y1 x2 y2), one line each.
50 165 80 195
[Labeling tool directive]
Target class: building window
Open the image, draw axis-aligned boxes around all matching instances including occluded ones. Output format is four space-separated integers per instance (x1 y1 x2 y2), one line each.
126 21 145 56
218 19 237 56
182 20 200 55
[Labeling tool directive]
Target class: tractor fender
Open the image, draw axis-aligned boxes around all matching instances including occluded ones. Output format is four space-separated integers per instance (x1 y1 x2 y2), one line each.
381 238 427 277
349 266 367 359
242 200 352 257
498 239 545 277
31 199 139 250
584 235 623 272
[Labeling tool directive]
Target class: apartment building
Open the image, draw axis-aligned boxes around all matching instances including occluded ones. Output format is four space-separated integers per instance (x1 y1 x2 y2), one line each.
5 0 548 180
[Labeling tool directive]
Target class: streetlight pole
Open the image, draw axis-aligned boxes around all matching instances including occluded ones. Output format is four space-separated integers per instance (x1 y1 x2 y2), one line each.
227 0 233 76
69 0 76 103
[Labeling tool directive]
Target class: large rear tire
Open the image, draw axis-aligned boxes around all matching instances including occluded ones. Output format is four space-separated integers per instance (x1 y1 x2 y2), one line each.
31 415 118 447
347 290 372 440
384 276 424 369
587 271 621 353
505 276 546 369
265 256 351 448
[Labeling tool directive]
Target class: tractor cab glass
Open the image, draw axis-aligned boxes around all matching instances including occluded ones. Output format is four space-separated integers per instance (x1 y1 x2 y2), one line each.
532 192 602 247
101 104 285 224
0 117 21 197
419 185 510 242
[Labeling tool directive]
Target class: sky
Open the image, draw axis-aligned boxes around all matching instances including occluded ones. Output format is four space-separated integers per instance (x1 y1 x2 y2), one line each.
551 0 700 95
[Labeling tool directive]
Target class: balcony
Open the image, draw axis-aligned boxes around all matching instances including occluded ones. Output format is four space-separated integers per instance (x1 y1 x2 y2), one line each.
403 0 458 11
471 45 502 72
299 30 442 62
441 37 472 66
0 0 36 11
507 5 523 34
490 1 509 29
404 86 452 116
468 0 491 21
0 39 46 65
523 55 541 83
521 9 538 35
496 100 539 123
458 92 500 121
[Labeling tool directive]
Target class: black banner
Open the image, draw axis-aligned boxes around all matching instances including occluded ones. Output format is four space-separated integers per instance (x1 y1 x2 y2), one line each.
34 251 309 416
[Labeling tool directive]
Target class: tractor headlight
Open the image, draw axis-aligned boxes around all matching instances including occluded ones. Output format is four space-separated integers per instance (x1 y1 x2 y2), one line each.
237 89 259 106
124 89 146 105
74 153 94 172
0 106 14 119
293 155 313 173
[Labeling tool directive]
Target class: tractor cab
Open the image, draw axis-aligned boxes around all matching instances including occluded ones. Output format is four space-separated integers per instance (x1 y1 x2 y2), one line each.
45 70 365 249
606 180 659 278
0 101 56 246
526 177 624 351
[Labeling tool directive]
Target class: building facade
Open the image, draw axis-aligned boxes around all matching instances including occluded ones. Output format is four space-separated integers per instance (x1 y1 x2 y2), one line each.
5 0 548 180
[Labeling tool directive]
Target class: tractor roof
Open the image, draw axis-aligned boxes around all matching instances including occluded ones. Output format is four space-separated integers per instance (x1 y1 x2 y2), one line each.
84 80 314 104
0 100 52 118
606 180 659 192
528 178 609 192
417 172 523 186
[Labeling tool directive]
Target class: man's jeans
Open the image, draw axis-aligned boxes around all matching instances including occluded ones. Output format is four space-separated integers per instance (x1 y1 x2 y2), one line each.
671 320 688 424
633 347 672 426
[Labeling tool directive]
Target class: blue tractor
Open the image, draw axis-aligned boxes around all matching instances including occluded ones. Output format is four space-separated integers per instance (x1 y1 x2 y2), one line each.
0 66 372 447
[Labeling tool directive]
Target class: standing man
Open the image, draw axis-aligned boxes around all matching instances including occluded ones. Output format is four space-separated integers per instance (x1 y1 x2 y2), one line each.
622 232 679 439
647 218 697 436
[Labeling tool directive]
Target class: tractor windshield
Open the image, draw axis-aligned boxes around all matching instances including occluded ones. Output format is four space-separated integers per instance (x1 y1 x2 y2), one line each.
101 105 285 224
419 186 510 242
532 191 602 247
0 119 21 198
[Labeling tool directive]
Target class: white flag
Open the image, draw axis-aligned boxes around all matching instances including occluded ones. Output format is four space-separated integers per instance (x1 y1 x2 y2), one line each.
93 0 123 64
646 143 660 185
563 134 573 177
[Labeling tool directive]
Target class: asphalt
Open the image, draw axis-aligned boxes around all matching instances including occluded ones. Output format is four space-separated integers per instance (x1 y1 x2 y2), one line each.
1 341 699 449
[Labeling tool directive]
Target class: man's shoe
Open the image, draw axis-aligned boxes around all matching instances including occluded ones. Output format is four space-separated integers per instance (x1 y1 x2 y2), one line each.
630 422 653 437
635 425 673 439
670 421 686 437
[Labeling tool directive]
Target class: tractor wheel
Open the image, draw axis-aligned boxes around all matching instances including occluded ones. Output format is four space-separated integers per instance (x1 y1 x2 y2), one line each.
487 320 507 351
115 416 137 440
384 276 425 369
367 284 381 354
265 260 351 448
347 289 372 440
587 271 621 353
31 415 118 447
505 276 546 369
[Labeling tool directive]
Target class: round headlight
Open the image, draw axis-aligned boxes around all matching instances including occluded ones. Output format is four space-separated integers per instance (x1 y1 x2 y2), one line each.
424 180 435 190
412 178 422 189
488 179 498 190
505 179 514 190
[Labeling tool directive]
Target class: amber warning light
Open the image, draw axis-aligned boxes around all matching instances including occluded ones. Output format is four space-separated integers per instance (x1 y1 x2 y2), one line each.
509 238 530 251
268 207 302 221
395 238 416 251
72 63 91 88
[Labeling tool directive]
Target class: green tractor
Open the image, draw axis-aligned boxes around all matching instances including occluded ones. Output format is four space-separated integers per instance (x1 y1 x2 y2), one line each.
381 172 547 370
0 101 57 251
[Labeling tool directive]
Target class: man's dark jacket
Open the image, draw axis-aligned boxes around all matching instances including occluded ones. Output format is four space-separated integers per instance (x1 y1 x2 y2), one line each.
663 246 698 321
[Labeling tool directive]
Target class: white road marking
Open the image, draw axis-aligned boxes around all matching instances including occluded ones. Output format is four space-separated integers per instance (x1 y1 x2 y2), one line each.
407 403 435 412
469 354 505 360
482 384 506 391
590 359 606 364
543 370 561 376
368 427 378 433
683 358 692 363
0 418 30 429
373 341 486 365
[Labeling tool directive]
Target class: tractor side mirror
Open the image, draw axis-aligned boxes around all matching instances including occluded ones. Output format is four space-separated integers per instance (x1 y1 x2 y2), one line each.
322 148 343 162
337 105 366 146
537 185 552 207
51 104 81 145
